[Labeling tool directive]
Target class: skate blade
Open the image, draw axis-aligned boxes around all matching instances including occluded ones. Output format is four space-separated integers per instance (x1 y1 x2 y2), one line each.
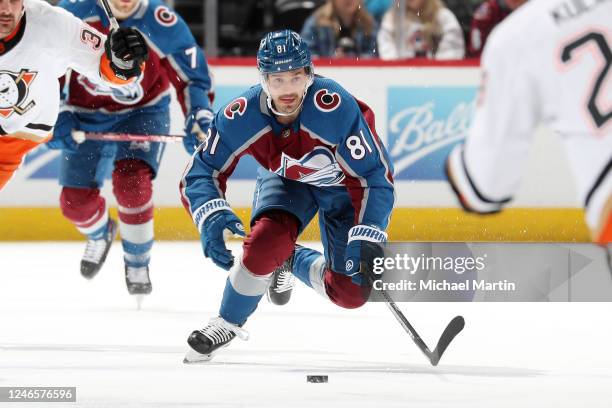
133 295 146 310
183 348 214 364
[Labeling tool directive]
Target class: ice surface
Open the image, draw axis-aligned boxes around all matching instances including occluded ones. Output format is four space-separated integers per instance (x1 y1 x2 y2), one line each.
1 242 611 407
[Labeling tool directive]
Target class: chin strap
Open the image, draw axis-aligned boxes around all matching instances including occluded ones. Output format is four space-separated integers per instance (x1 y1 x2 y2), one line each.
265 93 305 117
261 71 314 117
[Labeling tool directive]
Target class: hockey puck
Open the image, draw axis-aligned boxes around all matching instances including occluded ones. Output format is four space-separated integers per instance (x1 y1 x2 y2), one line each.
306 375 328 383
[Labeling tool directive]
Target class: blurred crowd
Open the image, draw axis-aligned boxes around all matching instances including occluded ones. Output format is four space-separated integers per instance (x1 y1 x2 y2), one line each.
196 0 526 59
44 0 526 59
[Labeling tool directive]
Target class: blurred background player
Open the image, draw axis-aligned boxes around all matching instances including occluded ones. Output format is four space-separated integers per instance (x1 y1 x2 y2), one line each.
0 0 146 191
180 30 394 363
467 0 526 57
446 0 611 243
47 0 214 297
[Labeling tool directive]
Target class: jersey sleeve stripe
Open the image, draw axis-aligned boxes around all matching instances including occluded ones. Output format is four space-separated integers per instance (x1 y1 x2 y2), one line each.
165 54 191 113
334 152 369 223
25 123 53 131
585 157 611 208
366 122 394 187
218 126 272 174
446 145 508 214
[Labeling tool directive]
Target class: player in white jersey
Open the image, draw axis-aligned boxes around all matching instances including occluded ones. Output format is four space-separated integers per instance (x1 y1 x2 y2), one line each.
0 0 148 190
446 0 611 244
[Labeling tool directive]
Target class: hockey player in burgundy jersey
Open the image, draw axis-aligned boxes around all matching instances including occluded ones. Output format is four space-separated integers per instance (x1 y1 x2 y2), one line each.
181 30 395 362
467 0 525 57
0 0 146 191
47 0 213 298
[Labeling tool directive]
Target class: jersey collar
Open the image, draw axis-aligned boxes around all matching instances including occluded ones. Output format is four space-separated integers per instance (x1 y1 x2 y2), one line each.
0 14 26 56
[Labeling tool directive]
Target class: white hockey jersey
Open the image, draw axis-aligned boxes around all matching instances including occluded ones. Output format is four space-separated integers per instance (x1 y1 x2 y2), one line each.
0 0 107 141
446 0 612 242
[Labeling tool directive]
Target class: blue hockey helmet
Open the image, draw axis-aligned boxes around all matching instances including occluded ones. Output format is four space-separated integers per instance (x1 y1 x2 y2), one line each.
257 30 314 116
257 30 313 74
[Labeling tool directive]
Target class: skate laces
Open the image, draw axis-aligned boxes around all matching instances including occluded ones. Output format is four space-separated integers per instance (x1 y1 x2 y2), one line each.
126 266 150 284
199 317 249 343
83 239 108 263
273 268 295 294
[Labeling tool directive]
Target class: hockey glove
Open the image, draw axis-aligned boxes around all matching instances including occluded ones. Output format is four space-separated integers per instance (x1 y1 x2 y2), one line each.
183 109 214 154
199 206 246 270
104 27 148 80
47 111 78 153
344 224 387 285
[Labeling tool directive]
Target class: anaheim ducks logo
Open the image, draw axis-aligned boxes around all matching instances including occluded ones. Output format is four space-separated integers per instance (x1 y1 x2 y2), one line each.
0 69 37 119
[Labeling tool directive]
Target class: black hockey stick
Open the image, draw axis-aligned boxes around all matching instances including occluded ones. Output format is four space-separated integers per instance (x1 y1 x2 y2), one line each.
99 0 120 30
362 243 465 366
377 287 465 366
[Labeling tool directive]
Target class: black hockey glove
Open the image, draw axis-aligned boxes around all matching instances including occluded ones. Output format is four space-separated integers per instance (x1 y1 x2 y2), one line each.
104 27 148 80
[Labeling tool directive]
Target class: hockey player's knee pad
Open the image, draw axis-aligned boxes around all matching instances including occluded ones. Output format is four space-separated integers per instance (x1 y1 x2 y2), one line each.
323 270 372 309
60 187 104 222
242 210 299 276
112 159 153 207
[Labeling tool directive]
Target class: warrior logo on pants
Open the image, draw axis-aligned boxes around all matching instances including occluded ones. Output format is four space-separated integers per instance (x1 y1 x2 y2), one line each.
0 69 37 119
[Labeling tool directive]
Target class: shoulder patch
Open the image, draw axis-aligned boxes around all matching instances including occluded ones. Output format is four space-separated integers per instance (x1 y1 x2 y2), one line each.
224 97 248 120
154 6 177 27
314 89 341 113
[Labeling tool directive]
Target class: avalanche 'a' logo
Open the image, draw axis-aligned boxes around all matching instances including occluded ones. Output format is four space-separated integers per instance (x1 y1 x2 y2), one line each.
314 89 341 113
224 97 247 119
77 74 145 105
274 146 345 187
0 69 37 118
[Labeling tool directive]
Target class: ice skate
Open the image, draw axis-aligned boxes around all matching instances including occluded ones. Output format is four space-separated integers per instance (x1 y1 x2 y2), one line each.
80 218 118 279
125 265 152 294
183 316 249 364
267 246 299 305
125 265 152 309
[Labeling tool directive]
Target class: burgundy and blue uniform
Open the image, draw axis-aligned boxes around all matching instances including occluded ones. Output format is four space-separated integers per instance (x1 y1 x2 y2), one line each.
181 76 395 325
56 0 212 270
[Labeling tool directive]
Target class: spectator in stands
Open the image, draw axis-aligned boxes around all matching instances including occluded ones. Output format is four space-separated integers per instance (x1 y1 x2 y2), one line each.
300 0 378 58
377 0 465 60
275 0 326 32
468 0 525 57
364 0 393 22
444 0 476 46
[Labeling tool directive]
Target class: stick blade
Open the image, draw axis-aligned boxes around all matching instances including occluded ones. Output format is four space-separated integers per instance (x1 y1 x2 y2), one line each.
429 315 465 366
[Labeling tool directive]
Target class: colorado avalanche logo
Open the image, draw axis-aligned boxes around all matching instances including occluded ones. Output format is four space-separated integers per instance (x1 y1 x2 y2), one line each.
0 69 37 119
224 97 247 119
154 6 177 27
314 89 341 113
77 74 145 105
275 146 345 187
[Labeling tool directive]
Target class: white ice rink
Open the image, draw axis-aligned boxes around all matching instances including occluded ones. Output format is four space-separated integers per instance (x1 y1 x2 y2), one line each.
1 241 611 407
